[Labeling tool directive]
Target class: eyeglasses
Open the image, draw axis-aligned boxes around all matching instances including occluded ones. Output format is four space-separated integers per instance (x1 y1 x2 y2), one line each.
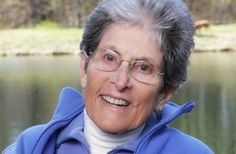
83 49 164 84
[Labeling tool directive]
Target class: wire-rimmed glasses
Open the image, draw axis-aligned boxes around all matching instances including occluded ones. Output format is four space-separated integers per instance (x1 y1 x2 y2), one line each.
82 49 164 84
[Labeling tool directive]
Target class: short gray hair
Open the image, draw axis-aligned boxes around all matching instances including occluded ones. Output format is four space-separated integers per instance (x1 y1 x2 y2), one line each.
80 0 195 90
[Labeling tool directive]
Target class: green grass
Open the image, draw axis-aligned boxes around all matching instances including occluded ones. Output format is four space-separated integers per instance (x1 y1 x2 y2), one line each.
0 26 83 56
211 24 236 33
34 20 59 29
196 23 236 36
194 24 236 52
0 24 236 56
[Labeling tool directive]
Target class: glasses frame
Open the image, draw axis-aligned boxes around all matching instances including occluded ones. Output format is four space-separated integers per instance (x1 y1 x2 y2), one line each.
81 50 164 85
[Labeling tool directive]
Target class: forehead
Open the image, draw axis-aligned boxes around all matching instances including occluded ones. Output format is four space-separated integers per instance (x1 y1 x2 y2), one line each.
97 23 163 65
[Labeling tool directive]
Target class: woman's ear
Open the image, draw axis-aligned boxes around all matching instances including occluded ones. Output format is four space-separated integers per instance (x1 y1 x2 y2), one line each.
80 51 88 88
156 87 177 111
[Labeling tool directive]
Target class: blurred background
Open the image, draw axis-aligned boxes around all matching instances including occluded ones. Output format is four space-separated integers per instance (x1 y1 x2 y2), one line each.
0 0 236 28
0 0 236 153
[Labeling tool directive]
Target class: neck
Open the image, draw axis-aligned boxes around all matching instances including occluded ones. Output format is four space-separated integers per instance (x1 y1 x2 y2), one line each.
84 110 145 154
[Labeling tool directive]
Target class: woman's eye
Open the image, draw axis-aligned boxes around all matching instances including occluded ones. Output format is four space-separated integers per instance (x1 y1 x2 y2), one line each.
135 62 153 74
104 54 115 62
140 64 151 72
99 49 119 66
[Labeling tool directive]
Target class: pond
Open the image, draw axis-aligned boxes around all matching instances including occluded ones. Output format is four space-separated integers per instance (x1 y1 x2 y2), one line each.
0 52 236 153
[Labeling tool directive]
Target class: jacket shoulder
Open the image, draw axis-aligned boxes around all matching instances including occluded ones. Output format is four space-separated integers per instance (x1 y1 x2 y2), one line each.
138 127 214 154
3 144 16 154
166 128 214 154
3 124 46 154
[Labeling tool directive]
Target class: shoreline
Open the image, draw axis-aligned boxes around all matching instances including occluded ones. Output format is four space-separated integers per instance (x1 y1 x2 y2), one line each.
1 24 236 57
1 41 235 57
1 48 235 57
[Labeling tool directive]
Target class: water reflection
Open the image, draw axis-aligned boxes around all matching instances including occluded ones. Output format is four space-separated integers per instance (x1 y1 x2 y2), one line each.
172 52 236 154
1 53 236 153
0 56 81 151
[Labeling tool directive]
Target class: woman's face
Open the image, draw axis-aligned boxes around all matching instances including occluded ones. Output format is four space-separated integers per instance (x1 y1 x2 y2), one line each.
80 23 173 134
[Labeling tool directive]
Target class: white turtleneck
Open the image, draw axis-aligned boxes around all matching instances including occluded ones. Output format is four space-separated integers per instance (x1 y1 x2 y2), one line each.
83 110 145 154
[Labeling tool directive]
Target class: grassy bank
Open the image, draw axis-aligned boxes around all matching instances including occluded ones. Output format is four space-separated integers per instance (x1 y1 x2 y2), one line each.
0 24 236 57
195 24 236 52
0 27 83 56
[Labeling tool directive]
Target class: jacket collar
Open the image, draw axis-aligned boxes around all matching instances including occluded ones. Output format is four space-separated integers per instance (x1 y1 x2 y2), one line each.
53 87 195 152
160 101 195 126
113 101 195 152
143 101 195 136
52 87 85 121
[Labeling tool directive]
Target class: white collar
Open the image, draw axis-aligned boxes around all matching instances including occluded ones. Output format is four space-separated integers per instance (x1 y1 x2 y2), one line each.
84 109 145 154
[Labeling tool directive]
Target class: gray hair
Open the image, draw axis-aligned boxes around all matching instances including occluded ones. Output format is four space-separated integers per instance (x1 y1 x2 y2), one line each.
80 0 195 90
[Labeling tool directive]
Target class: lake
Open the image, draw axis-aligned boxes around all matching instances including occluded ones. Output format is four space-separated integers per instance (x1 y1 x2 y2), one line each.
0 52 236 153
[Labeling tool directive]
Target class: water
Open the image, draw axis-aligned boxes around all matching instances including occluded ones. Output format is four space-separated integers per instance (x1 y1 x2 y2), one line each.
0 53 236 153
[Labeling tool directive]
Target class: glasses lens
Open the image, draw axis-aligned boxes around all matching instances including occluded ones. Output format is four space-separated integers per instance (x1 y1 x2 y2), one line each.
91 49 162 84
131 61 158 84
93 49 120 71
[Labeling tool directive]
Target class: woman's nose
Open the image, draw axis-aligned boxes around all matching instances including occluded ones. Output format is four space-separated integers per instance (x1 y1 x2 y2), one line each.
110 62 132 91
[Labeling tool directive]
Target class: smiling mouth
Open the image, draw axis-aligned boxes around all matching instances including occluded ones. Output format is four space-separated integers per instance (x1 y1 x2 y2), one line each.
101 95 129 106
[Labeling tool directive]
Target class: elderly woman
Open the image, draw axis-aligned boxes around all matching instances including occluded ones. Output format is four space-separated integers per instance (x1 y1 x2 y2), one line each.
3 0 214 153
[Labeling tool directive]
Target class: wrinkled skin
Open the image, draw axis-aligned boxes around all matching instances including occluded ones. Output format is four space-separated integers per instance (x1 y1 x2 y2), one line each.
80 23 175 134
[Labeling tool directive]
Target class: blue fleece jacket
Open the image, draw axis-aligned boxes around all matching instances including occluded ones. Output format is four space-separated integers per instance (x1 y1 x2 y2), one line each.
3 87 214 154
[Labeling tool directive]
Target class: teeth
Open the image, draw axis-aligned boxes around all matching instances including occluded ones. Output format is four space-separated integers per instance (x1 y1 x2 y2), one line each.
101 96 129 106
